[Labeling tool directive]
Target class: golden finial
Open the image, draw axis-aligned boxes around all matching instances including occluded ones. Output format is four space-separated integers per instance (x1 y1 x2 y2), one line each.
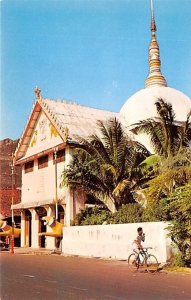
34 86 41 100
145 0 167 88
150 0 156 32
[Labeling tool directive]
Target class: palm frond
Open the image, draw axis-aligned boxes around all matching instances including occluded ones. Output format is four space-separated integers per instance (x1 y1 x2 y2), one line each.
112 179 131 198
139 154 161 168
62 118 148 211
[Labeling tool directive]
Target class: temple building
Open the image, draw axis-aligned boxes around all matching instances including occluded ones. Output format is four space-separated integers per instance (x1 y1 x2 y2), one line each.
12 90 117 249
12 0 190 250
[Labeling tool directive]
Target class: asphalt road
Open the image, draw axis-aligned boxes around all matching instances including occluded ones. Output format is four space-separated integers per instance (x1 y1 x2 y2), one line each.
1 253 191 300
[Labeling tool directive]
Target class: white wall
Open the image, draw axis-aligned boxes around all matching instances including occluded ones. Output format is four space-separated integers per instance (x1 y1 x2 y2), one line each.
21 153 66 204
21 110 69 204
62 222 171 263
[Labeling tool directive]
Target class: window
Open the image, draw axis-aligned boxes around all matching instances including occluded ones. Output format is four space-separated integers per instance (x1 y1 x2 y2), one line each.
24 161 34 173
38 155 48 169
53 149 65 164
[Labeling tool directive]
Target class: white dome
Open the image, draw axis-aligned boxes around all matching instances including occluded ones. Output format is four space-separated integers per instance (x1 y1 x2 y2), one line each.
120 86 191 152
120 86 191 125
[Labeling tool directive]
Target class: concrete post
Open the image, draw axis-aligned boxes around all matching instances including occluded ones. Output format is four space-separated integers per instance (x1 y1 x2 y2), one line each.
31 209 39 248
46 206 56 250
65 146 74 226
20 210 25 247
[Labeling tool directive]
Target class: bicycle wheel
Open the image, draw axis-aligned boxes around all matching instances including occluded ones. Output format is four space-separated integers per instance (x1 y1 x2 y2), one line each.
127 253 138 271
146 254 159 273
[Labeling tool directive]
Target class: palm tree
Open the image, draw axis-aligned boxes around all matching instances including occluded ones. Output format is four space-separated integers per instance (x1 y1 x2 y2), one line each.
62 118 149 212
178 110 191 150
132 98 191 158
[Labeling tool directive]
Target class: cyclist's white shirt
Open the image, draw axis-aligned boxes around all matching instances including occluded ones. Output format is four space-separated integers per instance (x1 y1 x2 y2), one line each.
132 234 145 249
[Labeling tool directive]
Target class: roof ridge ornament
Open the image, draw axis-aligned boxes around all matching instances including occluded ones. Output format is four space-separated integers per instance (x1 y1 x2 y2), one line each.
145 0 167 88
34 86 42 100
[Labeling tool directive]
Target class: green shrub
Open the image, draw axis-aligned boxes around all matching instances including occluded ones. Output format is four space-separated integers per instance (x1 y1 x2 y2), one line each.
170 246 186 267
81 209 111 225
110 203 144 224
72 206 111 226
141 201 164 222
72 203 147 225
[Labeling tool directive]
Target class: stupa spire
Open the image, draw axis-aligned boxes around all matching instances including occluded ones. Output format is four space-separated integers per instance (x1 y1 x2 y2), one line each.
145 0 167 88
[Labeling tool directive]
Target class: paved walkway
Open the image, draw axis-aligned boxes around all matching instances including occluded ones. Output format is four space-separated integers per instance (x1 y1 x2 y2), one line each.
8 247 61 255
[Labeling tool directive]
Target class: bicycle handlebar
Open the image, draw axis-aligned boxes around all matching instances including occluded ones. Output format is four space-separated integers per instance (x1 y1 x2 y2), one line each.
142 247 153 249
133 247 153 252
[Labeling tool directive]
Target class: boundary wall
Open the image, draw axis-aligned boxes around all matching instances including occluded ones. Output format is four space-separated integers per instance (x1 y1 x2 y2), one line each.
62 222 172 263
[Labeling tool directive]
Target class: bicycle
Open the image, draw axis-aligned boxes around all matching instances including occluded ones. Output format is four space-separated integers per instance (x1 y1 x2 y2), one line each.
128 247 159 273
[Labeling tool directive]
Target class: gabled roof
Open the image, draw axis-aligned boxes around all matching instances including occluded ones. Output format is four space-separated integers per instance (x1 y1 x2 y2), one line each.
15 101 41 161
15 95 118 161
42 98 118 140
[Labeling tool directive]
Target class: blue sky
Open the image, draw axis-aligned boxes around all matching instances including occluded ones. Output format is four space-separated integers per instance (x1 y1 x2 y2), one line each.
1 0 191 140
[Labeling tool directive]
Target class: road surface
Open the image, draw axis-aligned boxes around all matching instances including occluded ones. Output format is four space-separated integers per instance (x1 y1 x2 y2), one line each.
1 253 191 300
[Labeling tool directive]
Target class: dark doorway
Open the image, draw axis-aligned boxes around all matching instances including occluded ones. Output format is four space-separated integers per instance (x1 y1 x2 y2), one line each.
35 207 47 248
56 205 64 250
25 210 32 247
58 205 65 224
14 216 21 247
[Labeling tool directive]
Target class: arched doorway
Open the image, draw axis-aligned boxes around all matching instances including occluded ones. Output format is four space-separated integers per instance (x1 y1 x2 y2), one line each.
55 205 64 250
25 210 32 247
35 207 47 248
58 205 65 224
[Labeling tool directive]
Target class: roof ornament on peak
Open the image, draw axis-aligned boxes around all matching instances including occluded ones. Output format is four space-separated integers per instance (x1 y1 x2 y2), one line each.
150 0 156 32
34 86 42 100
145 0 167 88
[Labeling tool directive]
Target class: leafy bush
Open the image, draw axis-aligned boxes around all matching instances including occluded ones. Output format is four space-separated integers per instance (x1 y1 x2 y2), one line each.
141 201 164 222
109 204 144 224
72 203 146 226
143 182 191 266
72 207 112 226
82 210 112 225
163 183 191 266
170 246 186 267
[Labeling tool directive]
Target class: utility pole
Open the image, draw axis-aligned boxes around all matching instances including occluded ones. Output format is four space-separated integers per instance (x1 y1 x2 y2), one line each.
54 147 58 220
10 154 15 254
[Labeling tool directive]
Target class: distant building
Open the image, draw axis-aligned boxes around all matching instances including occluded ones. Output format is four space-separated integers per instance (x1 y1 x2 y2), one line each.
0 138 21 223
0 139 22 246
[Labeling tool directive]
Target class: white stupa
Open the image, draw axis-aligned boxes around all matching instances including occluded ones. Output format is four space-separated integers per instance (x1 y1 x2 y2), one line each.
120 0 191 152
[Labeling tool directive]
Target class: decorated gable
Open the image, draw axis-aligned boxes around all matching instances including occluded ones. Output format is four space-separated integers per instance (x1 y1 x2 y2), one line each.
24 111 63 158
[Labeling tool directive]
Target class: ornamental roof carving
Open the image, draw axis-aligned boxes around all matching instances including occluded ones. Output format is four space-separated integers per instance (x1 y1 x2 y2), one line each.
14 92 118 161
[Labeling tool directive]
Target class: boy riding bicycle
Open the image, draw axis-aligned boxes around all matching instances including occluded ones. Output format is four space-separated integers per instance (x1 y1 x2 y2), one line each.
128 230 158 272
133 227 145 261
